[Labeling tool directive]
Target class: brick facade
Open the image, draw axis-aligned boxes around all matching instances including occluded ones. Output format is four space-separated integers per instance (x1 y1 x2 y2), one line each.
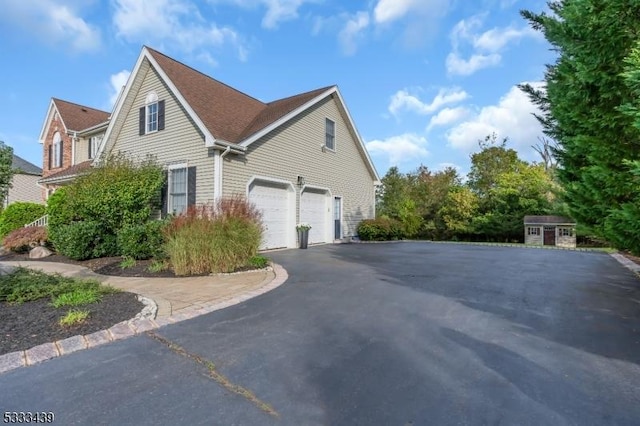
42 111 73 178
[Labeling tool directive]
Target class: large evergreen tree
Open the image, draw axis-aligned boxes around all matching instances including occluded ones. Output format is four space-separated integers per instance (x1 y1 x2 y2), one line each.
520 1 640 251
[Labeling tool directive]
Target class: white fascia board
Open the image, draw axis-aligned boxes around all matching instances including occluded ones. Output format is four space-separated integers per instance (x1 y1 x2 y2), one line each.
144 49 218 150
239 87 337 148
332 88 380 182
77 121 109 136
92 49 146 165
38 100 61 144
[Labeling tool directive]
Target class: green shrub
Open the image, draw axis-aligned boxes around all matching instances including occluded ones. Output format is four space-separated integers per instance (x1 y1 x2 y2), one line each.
249 255 269 269
357 218 404 241
59 309 89 327
0 202 46 238
2 226 48 253
117 220 166 260
51 288 101 308
163 199 262 275
54 221 119 260
47 155 165 260
0 267 117 304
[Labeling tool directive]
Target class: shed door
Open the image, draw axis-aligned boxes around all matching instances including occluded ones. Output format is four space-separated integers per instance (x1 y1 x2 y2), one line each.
543 226 555 246
249 181 291 250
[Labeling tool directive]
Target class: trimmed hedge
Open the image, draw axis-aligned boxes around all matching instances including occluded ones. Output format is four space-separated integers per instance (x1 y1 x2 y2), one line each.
117 221 166 260
0 202 46 239
357 218 404 241
54 221 119 261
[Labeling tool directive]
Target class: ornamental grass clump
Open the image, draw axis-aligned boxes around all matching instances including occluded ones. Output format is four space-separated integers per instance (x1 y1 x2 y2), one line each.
163 196 263 275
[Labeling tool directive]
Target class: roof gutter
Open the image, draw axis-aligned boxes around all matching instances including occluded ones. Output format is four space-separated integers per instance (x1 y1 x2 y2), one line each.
205 138 246 154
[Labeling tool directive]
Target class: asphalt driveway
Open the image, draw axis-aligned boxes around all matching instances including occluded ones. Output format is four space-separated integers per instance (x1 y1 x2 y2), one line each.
2 243 640 425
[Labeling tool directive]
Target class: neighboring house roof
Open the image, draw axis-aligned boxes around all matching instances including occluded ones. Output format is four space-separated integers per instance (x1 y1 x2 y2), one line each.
52 98 110 132
524 215 576 225
38 160 92 184
12 154 42 176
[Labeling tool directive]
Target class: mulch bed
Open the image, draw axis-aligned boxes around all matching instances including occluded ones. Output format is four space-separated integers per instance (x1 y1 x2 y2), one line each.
0 292 144 356
0 253 179 278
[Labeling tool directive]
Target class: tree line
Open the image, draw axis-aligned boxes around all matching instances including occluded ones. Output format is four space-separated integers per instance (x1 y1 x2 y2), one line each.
376 134 565 242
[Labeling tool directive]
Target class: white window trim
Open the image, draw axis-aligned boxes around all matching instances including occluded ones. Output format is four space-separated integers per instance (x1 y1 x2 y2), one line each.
325 117 336 152
168 162 188 215
146 91 159 135
53 132 62 168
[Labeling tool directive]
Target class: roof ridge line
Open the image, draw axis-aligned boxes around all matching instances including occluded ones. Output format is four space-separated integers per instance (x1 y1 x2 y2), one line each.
145 46 266 106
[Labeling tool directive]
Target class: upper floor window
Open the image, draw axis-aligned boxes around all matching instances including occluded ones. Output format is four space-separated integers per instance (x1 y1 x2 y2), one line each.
51 132 62 168
325 118 335 151
139 92 165 135
88 135 102 159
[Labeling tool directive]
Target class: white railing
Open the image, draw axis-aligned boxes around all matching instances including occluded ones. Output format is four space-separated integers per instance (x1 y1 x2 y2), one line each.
25 214 49 228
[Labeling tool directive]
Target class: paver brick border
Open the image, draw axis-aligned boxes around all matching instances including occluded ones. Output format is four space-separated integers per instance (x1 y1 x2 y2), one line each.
0 263 288 375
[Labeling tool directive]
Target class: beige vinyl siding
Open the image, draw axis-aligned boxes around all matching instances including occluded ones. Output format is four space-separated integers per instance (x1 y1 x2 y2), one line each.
224 96 376 237
6 174 43 206
109 61 215 204
524 226 543 245
75 137 90 164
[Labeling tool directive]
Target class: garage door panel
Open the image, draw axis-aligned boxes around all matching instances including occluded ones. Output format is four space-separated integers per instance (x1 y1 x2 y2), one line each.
249 182 291 250
300 189 328 244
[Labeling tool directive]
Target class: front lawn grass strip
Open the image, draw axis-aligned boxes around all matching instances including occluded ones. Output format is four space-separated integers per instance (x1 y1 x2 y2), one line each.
146 330 278 418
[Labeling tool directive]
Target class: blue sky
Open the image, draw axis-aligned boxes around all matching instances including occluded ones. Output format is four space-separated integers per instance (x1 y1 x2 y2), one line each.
0 0 553 179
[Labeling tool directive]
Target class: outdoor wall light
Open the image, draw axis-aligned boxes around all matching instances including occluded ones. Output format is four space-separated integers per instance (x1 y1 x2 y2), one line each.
297 175 305 186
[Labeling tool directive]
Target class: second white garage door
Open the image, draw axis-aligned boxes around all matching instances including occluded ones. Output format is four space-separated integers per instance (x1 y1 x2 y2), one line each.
300 188 329 244
248 180 293 250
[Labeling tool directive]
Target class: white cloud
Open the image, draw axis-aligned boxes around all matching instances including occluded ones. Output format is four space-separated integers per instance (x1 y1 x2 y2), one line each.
389 88 469 117
366 133 429 166
1 0 100 52
473 25 539 52
427 107 470 130
446 15 539 76
108 70 131 108
445 52 501 76
373 0 419 24
338 11 370 56
209 0 316 29
113 0 248 61
446 82 544 159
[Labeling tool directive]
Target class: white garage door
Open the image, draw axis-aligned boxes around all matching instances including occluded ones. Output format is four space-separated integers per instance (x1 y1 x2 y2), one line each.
300 188 329 244
249 181 291 250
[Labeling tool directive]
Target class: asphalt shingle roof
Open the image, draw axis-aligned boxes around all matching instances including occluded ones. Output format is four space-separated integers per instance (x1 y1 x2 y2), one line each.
53 98 110 132
524 215 576 224
12 154 42 176
147 47 334 144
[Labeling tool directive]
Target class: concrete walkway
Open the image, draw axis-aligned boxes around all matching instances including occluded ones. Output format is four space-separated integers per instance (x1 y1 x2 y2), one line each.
0 260 288 373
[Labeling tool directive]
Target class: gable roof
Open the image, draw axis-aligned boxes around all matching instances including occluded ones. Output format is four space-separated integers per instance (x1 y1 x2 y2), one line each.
52 98 110 132
524 215 576 225
147 48 265 143
99 46 379 182
12 154 42 176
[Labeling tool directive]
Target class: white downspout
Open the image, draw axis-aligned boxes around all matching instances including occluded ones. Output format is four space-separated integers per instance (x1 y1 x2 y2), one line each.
214 146 232 201
71 131 77 166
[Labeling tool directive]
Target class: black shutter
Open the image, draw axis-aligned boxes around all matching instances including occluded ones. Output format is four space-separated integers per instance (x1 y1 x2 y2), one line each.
88 138 92 159
59 139 64 167
187 166 196 207
158 100 165 131
139 107 145 136
160 170 168 218
48 145 52 169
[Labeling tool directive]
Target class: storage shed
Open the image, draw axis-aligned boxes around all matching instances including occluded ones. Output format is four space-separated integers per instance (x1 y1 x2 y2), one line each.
524 215 576 248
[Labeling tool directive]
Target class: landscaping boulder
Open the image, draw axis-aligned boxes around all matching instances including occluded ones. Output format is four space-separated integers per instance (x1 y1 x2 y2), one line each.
29 246 52 259
0 264 16 275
